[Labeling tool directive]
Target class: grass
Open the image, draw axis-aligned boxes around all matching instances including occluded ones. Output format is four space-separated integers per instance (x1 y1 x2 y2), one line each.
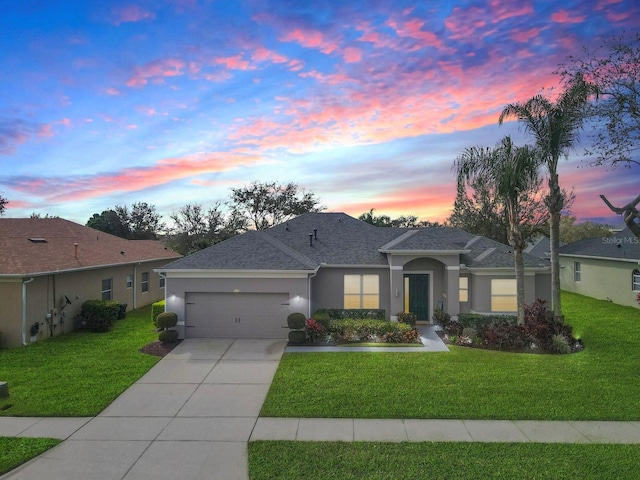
0 305 160 416
0 437 61 475
249 441 640 479
261 292 640 420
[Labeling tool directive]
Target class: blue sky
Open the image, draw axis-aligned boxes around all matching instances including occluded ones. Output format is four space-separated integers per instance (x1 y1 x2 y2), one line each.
1 0 638 226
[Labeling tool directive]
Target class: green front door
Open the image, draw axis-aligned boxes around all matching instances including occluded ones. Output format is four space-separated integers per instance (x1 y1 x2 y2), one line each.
404 274 430 322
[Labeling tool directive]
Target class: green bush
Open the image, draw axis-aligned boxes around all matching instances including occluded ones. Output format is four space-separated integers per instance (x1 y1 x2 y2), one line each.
159 329 179 343
396 311 417 327
156 312 178 329
327 319 415 343
151 300 165 327
550 334 571 354
312 310 331 329
458 313 517 330
287 312 306 330
80 300 120 333
288 330 307 344
314 308 385 320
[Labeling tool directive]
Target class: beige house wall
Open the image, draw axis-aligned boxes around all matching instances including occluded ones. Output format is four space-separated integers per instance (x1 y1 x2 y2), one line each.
0 259 169 349
560 255 640 308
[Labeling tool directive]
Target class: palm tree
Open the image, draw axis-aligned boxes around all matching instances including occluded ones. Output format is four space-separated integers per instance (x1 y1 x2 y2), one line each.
499 74 597 318
454 136 541 325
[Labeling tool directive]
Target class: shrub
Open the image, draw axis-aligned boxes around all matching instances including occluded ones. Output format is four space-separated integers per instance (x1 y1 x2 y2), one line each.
305 319 324 342
402 328 421 344
80 300 120 333
158 329 179 343
382 331 404 343
433 309 461 335
327 319 414 343
156 312 178 329
396 311 417 327
315 308 385 320
288 330 307 344
550 334 571 354
151 300 165 327
117 303 128 320
458 313 517 330
312 310 331 329
287 312 306 330
462 327 477 339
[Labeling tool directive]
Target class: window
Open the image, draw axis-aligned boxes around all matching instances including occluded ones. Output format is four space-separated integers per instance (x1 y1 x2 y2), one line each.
459 277 469 302
491 279 516 312
344 274 379 309
574 262 581 282
126 274 133 289
101 278 112 301
141 272 149 293
159 276 165 288
633 269 640 291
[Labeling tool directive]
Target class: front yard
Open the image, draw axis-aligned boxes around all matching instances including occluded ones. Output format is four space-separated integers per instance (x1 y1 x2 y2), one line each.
261 292 640 420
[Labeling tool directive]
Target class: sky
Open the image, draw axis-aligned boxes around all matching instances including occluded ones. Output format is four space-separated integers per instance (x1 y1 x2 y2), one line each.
1 0 639 228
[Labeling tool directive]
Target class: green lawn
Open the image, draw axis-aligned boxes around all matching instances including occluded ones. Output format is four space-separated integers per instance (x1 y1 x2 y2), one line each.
261 292 640 420
0 437 61 475
0 305 160 417
249 441 640 479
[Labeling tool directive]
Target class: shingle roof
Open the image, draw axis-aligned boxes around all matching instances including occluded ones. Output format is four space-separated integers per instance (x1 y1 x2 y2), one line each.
559 228 640 261
161 212 549 271
0 218 181 276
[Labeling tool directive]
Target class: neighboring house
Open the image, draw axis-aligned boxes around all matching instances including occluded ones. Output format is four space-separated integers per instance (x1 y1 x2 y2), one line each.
0 218 181 348
158 212 551 339
559 228 640 308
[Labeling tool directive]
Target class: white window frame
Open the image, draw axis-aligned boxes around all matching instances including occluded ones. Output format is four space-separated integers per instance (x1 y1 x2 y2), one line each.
490 279 517 312
574 262 581 282
633 269 640 291
459 276 469 303
101 278 113 301
141 272 149 293
159 276 165 288
344 274 379 309
126 274 133 289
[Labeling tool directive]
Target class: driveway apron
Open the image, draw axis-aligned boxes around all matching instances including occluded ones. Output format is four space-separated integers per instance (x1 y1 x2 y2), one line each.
2 338 286 480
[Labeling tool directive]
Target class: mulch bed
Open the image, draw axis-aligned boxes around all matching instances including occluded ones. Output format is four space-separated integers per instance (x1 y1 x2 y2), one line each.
139 340 182 357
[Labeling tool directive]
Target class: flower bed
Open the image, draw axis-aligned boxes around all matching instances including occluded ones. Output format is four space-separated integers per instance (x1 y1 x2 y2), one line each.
292 317 422 346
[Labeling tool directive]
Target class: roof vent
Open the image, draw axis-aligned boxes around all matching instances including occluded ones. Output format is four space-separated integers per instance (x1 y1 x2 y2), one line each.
28 238 47 243
313 228 318 240
309 233 314 247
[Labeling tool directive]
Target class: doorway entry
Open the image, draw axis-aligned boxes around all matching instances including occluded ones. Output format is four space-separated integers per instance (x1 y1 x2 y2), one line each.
404 274 431 322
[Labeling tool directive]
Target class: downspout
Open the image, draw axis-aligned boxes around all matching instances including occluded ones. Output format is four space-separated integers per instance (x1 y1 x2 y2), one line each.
307 264 323 318
133 263 139 309
22 277 35 346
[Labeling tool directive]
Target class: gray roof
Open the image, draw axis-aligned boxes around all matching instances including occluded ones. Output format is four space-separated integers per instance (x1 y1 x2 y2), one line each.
161 212 550 271
559 228 640 261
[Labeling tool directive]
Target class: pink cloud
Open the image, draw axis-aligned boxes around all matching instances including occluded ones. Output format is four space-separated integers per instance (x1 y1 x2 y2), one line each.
252 46 288 64
343 47 362 63
387 18 446 50
280 28 339 54
111 4 156 25
510 27 541 43
105 87 121 95
550 10 586 24
445 6 488 40
488 0 534 22
12 152 266 203
214 55 253 70
126 58 185 87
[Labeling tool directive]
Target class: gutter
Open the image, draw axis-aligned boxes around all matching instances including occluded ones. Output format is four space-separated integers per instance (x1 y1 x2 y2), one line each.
22 277 34 346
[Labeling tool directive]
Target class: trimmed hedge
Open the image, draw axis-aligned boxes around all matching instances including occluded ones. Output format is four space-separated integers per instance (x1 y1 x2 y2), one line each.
457 313 517 330
80 300 120 333
313 308 386 320
327 319 416 342
151 300 165 327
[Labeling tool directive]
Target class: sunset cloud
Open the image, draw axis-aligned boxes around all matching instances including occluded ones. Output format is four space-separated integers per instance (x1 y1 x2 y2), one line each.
111 4 156 25
550 10 587 24
126 58 186 87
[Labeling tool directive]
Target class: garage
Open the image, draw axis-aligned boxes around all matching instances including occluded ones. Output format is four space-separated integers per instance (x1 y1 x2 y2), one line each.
185 292 290 338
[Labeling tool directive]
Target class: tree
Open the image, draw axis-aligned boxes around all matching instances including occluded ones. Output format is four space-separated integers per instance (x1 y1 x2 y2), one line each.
559 214 614 243
600 194 640 239
168 202 248 255
86 210 130 238
559 32 640 168
114 202 164 240
358 209 392 227
359 209 443 228
229 181 323 230
454 136 543 325
499 73 597 318
0 194 7 216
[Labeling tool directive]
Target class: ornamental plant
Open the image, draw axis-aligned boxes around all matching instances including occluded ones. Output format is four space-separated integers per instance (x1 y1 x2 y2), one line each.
305 319 324 342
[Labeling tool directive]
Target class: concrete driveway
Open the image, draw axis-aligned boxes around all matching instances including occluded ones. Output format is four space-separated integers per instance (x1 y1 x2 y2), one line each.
2 338 287 480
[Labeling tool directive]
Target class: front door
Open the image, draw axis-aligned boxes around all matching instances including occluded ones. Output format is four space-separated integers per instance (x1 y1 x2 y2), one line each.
404 274 430 322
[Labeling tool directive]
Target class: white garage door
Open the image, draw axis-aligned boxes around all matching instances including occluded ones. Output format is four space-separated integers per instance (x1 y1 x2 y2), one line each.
185 292 290 338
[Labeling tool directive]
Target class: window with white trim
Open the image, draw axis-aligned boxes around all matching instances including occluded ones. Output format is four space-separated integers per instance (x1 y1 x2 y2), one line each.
141 272 149 293
574 262 581 282
159 276 165 288
490 279 516 312
344 274 379 309
633 269 640 291
101 278 113 301
459 276 469 302
126 274 133 289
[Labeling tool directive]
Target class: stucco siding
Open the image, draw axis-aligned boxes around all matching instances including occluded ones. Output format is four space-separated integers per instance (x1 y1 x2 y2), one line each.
310 267 390 317
560 256 640 308
0 259 168 349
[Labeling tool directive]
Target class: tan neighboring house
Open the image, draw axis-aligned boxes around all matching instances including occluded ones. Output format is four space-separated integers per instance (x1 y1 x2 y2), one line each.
0 218 181 348
559 228 640 308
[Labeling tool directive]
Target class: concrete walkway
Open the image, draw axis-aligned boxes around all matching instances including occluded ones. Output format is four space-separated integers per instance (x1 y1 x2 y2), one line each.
3 336 640 480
